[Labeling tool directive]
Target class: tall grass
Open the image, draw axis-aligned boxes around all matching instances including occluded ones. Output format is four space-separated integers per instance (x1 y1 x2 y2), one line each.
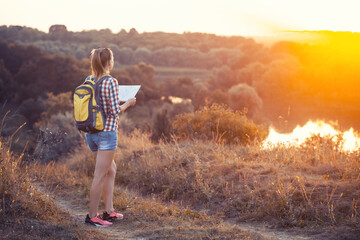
65 132 264 239
0 123 51 221
84 129 360 231
7 104 357 238
0 118 103 239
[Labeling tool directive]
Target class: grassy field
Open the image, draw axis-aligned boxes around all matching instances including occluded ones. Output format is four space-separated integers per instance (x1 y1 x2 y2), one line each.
2 126 360 239
0 132 263 239
69 129 360 239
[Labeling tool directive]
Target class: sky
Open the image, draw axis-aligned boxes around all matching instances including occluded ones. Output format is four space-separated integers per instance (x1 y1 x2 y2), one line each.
1 0 360 36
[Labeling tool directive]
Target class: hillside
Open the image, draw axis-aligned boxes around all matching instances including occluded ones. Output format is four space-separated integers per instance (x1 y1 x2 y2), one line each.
2 117 359 239
1 25 360 239
1 25 360 136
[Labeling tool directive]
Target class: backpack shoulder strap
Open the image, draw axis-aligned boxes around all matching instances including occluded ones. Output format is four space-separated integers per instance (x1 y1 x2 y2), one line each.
94 75 111 106
96 74 111 86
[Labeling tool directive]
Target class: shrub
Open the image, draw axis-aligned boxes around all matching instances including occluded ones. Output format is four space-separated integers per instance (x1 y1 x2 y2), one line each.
34 91 73 129
151 101 194 143
173 104 268 145
34 111 82 163
33 91 81 163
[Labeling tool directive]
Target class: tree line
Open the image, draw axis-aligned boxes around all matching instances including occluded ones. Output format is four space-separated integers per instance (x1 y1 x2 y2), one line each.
1 26 360 161
0 25 256 69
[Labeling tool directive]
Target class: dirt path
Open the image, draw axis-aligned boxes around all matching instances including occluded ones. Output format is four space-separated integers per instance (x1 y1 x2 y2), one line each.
39 184 318 240
230 221 313 240
53 194 139 240
35 184 143 239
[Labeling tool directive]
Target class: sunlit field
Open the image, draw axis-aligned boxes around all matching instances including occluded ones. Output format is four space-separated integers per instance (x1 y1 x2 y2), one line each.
47 119 360 239
1 26 360 239
264 120 360 152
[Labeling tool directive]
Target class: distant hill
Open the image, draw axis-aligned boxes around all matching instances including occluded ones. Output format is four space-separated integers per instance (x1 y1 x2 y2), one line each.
0 25 261 70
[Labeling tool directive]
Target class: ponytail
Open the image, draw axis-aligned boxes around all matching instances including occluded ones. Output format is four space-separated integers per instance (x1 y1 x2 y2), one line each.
90 48 114 79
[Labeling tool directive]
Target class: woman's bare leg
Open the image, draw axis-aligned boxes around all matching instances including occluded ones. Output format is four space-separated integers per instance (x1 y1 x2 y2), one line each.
103 160 117 213
89 150 116 218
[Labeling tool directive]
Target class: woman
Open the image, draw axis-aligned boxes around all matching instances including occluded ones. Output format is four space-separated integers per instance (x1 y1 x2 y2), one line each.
84 48 136 227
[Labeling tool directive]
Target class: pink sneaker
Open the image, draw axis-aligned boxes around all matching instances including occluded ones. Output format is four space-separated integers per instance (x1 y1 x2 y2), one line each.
85 214 112 227
102 210 124 221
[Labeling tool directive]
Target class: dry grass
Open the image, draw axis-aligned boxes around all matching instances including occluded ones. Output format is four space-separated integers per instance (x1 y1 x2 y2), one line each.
0 135 104 239
91 129 360 238
4 120 360 239
66 138 263 239
1 126 263 239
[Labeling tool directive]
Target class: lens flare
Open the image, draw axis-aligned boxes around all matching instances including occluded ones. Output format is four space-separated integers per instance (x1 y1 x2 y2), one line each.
263 121 360 152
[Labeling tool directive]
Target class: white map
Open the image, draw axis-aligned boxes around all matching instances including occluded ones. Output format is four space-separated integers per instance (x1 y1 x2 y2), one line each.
118 85 141 102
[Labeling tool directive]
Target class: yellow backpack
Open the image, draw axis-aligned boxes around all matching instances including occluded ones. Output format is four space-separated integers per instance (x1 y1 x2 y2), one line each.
73 75 109 133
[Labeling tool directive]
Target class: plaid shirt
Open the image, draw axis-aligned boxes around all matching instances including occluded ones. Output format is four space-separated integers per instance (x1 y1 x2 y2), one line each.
95 75 121 132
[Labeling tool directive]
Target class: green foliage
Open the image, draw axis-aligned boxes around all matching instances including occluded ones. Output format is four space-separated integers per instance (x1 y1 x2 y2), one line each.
173 104 268 145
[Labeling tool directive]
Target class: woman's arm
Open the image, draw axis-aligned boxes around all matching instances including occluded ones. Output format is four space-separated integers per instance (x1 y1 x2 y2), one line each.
105 77 136 115
119 98 136 113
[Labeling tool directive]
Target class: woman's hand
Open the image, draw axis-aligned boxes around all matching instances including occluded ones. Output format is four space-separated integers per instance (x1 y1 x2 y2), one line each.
127 97 136 107
120 98 136 113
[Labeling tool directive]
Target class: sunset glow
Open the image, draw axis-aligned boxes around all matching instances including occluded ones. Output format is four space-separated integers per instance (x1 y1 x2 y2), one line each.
2 0 360 236
1 0 360 36
263 121 360 152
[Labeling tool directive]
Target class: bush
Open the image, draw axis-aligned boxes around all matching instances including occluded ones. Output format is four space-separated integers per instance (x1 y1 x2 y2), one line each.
150 101 194 143
173 104 267 145
33 91 81 163
34 111 82 163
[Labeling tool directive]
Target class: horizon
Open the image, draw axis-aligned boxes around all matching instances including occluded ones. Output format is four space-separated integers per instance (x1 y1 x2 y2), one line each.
5 23 358 36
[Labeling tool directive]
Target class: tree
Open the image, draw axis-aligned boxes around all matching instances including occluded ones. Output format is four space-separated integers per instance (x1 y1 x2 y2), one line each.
0 60 14 102
228 83 262 116
49 25 67 33
0 41 42 75
160 77 194 99
14 54 87 103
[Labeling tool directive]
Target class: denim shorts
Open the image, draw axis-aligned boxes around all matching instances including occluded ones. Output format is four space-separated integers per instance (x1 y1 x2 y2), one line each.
86 131 117 152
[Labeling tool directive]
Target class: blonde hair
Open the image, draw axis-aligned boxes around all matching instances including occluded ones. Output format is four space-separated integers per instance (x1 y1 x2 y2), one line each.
90 48 114 79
